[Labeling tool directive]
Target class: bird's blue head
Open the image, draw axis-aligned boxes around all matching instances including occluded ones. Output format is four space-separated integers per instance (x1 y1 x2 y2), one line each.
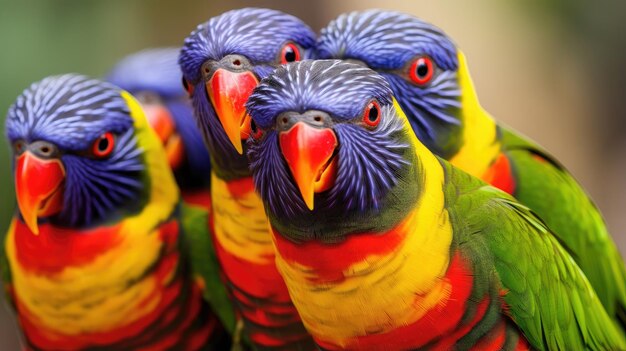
5 74 147 233
107 48 212 190
317 10 464 159
179 8 316 180
247 60 418 242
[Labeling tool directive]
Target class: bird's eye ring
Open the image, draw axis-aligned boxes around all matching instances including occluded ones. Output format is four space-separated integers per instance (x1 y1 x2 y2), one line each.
92 132 115 158
362 100 381 128
279 43 301 64
409 56 435 85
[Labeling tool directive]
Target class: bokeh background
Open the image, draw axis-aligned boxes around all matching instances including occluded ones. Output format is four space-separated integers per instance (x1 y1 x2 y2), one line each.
1 0 625 348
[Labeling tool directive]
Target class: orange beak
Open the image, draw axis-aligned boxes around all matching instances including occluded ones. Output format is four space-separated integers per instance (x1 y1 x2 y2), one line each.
279 122 338 210
142 104 184 170
206 69 258 154
15 152 65 234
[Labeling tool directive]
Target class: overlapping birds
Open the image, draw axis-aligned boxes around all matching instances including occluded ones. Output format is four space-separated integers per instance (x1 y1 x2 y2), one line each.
2 7 626 351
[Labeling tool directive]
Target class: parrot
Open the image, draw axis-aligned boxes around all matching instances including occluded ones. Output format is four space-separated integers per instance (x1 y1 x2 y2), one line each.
106 48 238 337
106 48 212 204
244 59 626 350
178 8 317 350
316 10 626 327
1 74 231 350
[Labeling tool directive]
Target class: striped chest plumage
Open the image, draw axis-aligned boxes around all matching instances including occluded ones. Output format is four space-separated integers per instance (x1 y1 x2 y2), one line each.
6 215 215 350
209 173 313 349
270 148 529 351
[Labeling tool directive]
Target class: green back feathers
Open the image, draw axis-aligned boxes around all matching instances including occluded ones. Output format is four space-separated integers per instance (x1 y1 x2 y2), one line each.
501 126 626 327
179 203 236 333
441 160 626 350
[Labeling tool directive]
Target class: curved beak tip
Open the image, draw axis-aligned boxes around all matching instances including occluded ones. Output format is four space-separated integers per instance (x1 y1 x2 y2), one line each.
232 138 244 155
304 198 315 211
15 152 65 235
279 123 338 212
25 218 40 235
207 69 258 155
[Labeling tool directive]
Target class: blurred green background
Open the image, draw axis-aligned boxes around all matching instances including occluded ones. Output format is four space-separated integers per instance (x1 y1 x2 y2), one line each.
1 0 625 348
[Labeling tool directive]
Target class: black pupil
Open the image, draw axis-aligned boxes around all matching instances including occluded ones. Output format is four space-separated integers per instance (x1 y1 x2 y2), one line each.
182 77 188 90
368 104 379 122
284 46 296 62
250 120 258 133
417 61 429 78
98 137 109 152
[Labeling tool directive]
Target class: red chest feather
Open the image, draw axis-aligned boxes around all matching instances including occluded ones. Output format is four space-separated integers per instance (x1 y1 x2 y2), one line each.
13 220 123 274
482 153 516 195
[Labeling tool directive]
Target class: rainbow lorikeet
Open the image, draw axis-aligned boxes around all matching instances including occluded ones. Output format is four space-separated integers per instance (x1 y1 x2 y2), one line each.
106 48 237 335
107 48 212 201
1 74 230 350
179 8 317 350
316 10 626 327
245 60 626 350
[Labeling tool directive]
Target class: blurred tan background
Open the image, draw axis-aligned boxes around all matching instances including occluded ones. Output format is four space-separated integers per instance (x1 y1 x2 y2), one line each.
0 0 624 348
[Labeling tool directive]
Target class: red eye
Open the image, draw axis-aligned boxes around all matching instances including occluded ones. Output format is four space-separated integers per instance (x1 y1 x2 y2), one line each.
409 57 434 85
92 132 115 158
250 119 264 140
182 77 194 96
362 100 381 128
280 43 301 64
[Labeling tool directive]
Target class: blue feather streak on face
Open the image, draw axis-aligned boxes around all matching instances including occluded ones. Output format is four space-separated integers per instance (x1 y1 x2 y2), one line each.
248 131 309 218
6 75 133 152
248 106 409 219
328 112 410 213
316 10 458 71
59 129 144 227
247 60 393 130
382 72 461 143
5 74 145 228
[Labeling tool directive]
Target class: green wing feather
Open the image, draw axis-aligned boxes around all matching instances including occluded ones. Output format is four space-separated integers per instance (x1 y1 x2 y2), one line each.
500 126 626 327
444 163 626 350
179 203 236 334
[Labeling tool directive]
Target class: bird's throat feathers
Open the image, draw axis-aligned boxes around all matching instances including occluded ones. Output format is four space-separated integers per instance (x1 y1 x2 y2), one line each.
271 111 456 346
448 51 501 177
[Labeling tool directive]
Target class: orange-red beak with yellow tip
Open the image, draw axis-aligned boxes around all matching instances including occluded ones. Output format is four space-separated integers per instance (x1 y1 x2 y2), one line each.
279 122 338 210
207 68 258 154
15 152 65 234
142 104 184 170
